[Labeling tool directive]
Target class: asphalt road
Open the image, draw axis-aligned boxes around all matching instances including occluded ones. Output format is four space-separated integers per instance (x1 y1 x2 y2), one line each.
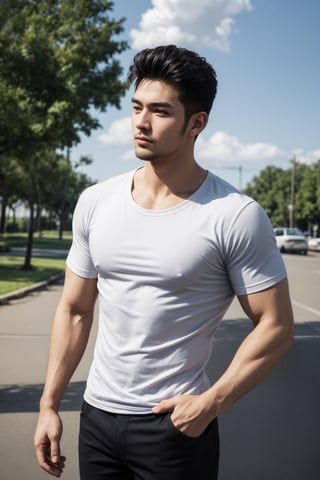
0 253 319 480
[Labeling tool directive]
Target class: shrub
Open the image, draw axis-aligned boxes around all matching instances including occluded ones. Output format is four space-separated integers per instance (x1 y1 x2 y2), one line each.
0 241 10 252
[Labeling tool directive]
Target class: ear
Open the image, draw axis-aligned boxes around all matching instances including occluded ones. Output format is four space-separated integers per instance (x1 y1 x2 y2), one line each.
189 112 208 138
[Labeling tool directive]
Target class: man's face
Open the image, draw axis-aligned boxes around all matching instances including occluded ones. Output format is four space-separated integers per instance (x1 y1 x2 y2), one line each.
131 79 189 163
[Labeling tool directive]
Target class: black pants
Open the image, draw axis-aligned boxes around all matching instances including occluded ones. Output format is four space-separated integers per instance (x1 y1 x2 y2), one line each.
79 401 219 480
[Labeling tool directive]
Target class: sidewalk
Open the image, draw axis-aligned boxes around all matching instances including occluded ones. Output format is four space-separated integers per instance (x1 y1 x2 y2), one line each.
0 281 88 480
6 247 69 258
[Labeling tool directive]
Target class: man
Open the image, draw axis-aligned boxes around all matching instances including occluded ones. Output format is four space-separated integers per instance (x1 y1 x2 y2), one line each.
34 45 294 479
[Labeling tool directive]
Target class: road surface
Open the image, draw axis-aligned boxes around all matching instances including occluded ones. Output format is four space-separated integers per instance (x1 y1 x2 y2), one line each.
0 253 319 479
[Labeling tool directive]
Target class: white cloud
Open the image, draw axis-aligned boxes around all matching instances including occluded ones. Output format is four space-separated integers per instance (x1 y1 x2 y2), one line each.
98 117 320 170
98 117 132 146
122 148 136 161
291 148 320 165
195 131 287 167
130 0 252 51
97 117 135 161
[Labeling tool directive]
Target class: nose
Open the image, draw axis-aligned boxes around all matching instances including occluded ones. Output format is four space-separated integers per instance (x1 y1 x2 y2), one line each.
134 108 151 131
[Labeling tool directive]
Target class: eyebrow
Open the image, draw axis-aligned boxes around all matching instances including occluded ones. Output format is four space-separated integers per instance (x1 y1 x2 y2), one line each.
131 97 174 109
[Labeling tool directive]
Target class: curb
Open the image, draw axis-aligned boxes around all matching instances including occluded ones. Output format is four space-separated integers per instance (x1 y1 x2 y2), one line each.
0 272 65 305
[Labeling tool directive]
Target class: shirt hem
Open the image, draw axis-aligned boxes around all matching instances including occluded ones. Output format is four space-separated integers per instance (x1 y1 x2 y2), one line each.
234 272 287 296
84 392 155 415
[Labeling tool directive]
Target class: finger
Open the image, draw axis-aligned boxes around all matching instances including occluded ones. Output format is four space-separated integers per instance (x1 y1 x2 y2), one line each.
36 448 63 477
44 460 64 477
50 438 61 465
152 398 176 413
35 446 49 473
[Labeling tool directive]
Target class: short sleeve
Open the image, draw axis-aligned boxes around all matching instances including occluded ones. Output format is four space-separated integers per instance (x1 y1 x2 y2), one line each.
225 201 287 295
66 190 98 279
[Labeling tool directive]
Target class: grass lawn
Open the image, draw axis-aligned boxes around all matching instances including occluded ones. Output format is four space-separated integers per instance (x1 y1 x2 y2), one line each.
2 231 72 250
0 231 70 296
0 256 66 295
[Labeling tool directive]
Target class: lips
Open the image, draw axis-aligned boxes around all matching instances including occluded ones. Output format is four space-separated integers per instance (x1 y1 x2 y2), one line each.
135 136 153 145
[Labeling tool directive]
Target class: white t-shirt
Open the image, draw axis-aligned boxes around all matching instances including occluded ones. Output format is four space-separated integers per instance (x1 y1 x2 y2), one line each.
67 169 287 414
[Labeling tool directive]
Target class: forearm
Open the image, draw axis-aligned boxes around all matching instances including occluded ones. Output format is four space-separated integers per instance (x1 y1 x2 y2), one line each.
35 270 97 475
203 317 293 419
40 303 94 411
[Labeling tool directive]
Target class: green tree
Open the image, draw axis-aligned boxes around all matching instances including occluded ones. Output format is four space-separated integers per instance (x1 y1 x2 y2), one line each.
295 160 320 230
245 165 284 222
0 0 128 268
0 155 29 233
244 165 292 226
244 161 309 228
41 151 94 240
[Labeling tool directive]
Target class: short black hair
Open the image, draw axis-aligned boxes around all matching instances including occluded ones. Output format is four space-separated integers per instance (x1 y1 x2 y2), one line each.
128 45 218 123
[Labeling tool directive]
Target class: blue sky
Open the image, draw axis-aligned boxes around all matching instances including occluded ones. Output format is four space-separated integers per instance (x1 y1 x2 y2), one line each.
72 0 320 189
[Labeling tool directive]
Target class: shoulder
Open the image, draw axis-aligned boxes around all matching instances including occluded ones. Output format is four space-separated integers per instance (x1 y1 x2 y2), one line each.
80 170 133 201
203 172 275 250
202 171 259 223
72 170 134 232
76 170 133 211
205 175 286 294
204 172 251 205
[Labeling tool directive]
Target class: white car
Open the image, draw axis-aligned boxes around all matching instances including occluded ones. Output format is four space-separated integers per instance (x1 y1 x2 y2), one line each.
308 237 320 252
274 227 308 255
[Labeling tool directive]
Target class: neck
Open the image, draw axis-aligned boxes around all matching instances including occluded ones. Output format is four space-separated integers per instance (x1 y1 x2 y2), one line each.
146 159 205 194
132 160 207 210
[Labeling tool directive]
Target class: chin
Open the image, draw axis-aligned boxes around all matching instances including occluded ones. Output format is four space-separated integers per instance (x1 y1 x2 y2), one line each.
135 151 157 162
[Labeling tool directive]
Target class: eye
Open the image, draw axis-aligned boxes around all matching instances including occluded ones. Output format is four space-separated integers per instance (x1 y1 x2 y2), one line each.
154 109 168 116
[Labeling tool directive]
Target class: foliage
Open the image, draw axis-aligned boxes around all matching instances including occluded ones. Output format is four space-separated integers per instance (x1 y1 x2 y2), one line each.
0 0 128 154
244 160 320 230
295 161 320 226
0 149 94 236
0 156 27 232
0 0 128 268
39 150 95 237
0 240 9 252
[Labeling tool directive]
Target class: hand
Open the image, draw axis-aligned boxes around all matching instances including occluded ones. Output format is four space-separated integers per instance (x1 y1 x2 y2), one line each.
152 394 214 438
34 409 66 477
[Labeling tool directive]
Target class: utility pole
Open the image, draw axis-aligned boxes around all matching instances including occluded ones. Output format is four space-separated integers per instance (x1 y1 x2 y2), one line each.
238 165 243 191
289 157 296 228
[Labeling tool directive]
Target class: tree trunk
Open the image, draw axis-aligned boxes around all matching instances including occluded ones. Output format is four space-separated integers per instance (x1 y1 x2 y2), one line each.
58 211 64 241
0 191 7 234
22 201 34 270
36 202 43 238
58 149 70 241
22 157 38 270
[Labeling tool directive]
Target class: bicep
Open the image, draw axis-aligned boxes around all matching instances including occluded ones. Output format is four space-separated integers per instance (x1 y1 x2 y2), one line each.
237 278 294 330
59 266 98 316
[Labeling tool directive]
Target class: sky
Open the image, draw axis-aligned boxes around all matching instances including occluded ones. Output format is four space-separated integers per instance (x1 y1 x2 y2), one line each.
71 0 320 190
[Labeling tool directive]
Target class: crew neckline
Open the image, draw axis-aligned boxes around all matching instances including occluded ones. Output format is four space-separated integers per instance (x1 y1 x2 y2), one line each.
128 168 210 215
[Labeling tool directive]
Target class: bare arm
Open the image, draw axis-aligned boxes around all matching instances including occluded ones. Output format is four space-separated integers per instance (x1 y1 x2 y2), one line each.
153 278 294 436
34 267 98 476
